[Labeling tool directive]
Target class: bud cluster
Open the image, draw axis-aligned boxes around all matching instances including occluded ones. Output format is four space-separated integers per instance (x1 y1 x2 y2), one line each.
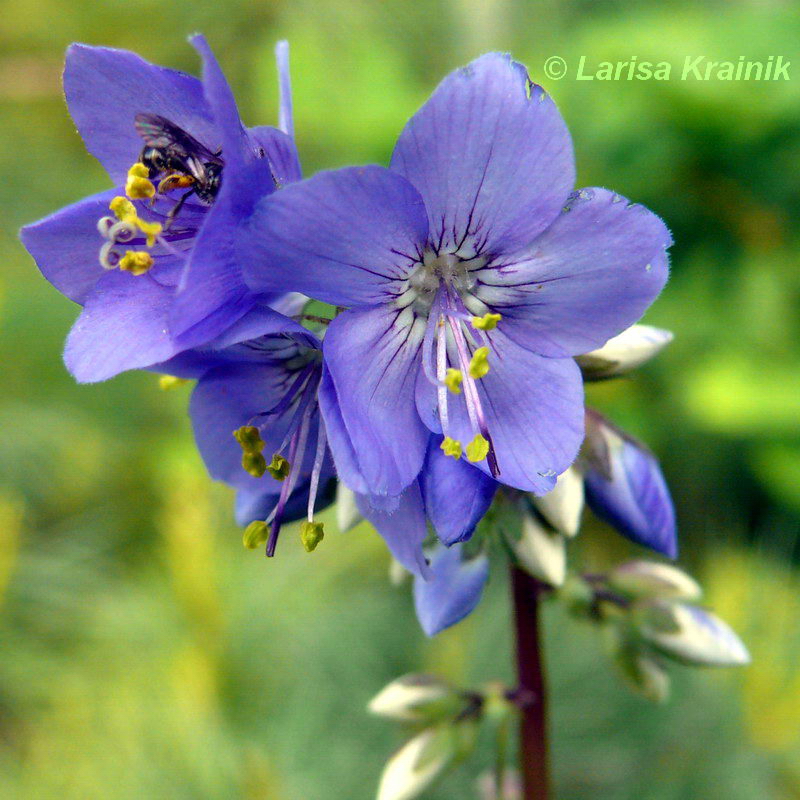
560 560 750 702
369 674 514 800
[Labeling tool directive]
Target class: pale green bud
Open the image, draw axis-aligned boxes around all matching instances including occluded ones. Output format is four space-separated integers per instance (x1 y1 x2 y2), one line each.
615 645 670 703
608 561 702 602
532 466 584 538
508 511 566 587
576 324 673 380
377 726 454 800
368 674 457 722
643 603 750 667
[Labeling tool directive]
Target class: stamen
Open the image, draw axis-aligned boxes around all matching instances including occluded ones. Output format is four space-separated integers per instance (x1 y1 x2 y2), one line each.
109 196 162 246
125 163 156 200
306 417 328 523
234 425 267 478
119 250 154 275
471 312 502 331
107 220 137 244
99 242 121 270
300 521 325 552
441 437 462 459
444 303 501 477
465 434 490 463
420 300 443 388
243 520 270 549
265 406 312 557
97 216 116 237
444 369 463 394
468 346 490 379
436 312 451 436
267 454 290 481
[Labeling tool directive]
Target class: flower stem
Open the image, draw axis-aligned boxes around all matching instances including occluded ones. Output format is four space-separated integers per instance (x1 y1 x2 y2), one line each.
511 567 550 799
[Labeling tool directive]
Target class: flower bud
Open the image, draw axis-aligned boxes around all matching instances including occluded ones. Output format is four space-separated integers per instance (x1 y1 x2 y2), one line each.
508 511 566 587
376 726 455 800
576 324 673 381
643 603 750 667
532 466 584 538
608 560 702 602
477 769 521 800
368 674 457 722
583 413 677 558
613 643 670 703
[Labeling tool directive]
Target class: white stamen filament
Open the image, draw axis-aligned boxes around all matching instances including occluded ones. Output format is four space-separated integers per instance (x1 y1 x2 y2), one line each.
306 416 328 523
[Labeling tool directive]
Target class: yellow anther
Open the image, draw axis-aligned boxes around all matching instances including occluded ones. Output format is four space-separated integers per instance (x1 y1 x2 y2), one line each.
125 163 156 200
119 250 154 276
471 312 502 331
242 452 267 478
108 196 162 246
158 375 189 391
300 521 325 552
243 520 270 549
466 434 490 463
235 427 267 476
234 426 265 453
469 346 490 379
267 454 291 481
444 368 463 395
136 218 162 247
440 437 462 459
110 196 137 221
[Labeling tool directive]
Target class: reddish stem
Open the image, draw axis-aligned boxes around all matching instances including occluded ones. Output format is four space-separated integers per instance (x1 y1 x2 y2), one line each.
511 567 551 799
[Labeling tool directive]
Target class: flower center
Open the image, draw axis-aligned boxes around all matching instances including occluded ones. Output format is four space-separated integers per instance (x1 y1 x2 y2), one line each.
402 249 487 316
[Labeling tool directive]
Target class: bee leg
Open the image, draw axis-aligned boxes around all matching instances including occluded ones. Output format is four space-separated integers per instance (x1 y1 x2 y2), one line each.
164 188 197 231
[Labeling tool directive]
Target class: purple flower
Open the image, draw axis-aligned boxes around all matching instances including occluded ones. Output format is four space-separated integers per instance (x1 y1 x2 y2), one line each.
20 37 300 383
238 53 672 501
581 410 677 558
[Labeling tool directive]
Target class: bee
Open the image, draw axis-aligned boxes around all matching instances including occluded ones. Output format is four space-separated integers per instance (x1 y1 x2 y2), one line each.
134 113 224 227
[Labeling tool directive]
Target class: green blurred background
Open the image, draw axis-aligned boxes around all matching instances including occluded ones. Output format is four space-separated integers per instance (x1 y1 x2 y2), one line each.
1 0 799 797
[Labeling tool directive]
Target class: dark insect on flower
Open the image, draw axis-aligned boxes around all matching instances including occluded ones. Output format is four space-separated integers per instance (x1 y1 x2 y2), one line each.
134 112 224 226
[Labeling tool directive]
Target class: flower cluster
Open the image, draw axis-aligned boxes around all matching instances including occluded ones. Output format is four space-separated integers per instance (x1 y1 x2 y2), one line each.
24 38 684 635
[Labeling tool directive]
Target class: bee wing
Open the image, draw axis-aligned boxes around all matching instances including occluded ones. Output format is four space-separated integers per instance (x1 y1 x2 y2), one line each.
134 113 223 166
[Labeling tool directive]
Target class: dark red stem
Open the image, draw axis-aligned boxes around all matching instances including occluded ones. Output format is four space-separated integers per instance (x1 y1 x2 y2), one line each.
511 567 550 800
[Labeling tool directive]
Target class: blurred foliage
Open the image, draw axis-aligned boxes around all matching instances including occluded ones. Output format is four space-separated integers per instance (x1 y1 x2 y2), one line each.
1 0 799 797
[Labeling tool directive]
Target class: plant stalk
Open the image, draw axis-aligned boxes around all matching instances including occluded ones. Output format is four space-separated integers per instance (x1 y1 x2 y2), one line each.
511 567 550 799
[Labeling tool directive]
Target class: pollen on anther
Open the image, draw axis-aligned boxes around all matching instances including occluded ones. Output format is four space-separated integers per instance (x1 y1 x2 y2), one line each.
471 313 501 331
126 163 156 200
465 434 489 463
445 369 463 394
119 250 154 276
440 437 462 459
469 347 490 379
